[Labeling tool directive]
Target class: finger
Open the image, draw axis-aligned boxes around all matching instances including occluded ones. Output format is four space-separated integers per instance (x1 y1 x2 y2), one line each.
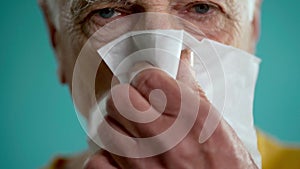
84 150 119 169
109 154 163 169
177 49 208 101
97 116 139 159
97 114 166 162
130 66 181 116
177 50 218 140
177 50 196 88
106 84 173 137
106 84 148 137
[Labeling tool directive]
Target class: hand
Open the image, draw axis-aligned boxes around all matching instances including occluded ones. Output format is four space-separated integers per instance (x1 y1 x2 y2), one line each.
84 50 258 169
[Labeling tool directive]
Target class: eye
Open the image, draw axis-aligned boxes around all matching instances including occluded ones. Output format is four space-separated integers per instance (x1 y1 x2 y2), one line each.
186 2 218 16
89 7 129 27
194 4 210 14
96 8 121 19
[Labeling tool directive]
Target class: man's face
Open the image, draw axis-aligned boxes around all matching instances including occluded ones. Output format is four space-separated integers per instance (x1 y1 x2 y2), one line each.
44 0 259 117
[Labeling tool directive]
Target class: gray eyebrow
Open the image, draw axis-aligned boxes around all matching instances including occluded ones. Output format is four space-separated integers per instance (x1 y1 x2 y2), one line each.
71 0 129 15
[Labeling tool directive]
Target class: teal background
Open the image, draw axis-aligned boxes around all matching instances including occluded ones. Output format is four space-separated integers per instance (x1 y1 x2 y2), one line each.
0 1 299 168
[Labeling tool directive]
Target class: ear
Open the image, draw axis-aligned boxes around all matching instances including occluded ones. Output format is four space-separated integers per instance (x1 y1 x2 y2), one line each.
251 0 262 51
39 0 66 84
39 0 57 48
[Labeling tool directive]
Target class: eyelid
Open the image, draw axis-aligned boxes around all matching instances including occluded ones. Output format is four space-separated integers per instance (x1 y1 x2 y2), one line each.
76 2 131 23
185 1 220 13
114 7 134 14
88 7 132 23
174 0 229 18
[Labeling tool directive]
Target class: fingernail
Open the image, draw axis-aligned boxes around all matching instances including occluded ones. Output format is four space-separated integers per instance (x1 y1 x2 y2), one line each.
181 49 194 67
190 51 194 67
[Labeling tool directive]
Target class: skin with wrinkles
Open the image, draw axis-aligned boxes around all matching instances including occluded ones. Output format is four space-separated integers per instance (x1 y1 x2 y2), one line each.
39 0 262 168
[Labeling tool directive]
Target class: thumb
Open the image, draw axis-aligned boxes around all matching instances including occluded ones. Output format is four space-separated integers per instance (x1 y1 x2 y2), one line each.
177 49 208 101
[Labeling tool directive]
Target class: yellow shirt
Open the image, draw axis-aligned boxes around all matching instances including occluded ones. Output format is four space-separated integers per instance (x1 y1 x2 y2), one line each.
46 132 300 169
257 132 300 169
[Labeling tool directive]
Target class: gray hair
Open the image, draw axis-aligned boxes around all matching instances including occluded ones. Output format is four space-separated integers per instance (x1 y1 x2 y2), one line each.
248 0 256 21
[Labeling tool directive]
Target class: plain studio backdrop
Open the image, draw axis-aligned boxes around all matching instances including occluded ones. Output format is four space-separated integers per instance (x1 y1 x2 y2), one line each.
0 1 299 168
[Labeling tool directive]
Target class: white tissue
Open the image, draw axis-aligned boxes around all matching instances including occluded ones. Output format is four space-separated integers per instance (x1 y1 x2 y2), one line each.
95 30 262 168
98 30 183 83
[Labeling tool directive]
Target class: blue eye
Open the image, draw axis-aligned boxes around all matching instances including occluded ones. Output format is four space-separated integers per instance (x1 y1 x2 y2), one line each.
194 4 210 14
97 8 118 19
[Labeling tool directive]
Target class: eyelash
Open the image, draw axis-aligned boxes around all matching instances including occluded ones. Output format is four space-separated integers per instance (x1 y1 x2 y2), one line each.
89 8 127 25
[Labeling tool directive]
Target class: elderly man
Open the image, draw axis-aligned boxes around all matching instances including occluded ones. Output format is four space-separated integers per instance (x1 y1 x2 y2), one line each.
40 0 300 169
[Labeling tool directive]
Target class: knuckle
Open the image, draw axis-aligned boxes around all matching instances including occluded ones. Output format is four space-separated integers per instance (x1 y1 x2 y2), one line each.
83 156 101 169
134 69 168 90
106 84 131 112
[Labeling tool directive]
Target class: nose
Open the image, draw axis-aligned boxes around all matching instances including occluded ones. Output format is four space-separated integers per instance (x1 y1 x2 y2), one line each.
132 12 183 31
139 12 179 30
132 0 181 30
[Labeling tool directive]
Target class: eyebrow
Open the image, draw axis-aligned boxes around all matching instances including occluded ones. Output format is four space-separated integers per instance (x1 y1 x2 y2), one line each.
71 0 131 15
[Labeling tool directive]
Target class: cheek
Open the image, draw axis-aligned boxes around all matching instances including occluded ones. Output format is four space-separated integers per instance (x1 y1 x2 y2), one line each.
178 14 242 47
228 21 253 53
204 20 253 53
202 17 241 46
95 62 114 100
207 27 240 47
62 32 108 116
